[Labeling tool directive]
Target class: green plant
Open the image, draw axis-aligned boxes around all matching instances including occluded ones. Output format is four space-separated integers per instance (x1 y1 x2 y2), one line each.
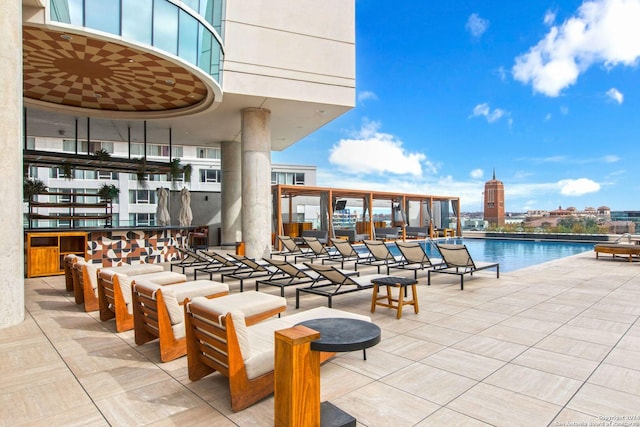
23 178 47 202
168 158 192 188
98 183 120 201
136 158 148 188
93 149 112 161
60 162 73 180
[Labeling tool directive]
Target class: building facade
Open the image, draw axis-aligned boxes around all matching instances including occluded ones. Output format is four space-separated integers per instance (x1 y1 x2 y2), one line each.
1 0 355 327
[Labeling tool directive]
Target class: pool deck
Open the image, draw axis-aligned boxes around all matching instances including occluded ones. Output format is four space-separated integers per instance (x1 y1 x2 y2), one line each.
2 251 640 426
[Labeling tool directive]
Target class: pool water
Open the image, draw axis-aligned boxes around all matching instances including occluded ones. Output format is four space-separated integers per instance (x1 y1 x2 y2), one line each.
381 238 595 273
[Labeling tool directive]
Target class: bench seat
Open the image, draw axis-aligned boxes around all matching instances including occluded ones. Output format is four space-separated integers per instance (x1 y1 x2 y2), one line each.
594 243 640 262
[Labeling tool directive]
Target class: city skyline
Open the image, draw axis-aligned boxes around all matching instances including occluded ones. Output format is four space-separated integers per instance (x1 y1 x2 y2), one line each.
273 0 640 212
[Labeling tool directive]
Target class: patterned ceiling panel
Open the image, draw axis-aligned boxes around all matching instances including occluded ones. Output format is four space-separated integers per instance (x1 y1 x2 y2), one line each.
23 27 208 112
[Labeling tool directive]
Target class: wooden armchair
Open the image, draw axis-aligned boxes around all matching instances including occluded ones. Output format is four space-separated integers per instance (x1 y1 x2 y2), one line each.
63 254 83 292
71 260 100 312
133 281 286 362
98 270 185 332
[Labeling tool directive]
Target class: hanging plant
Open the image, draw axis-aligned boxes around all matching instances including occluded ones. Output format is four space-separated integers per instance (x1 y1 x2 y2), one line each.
93 148 112 161
168 159 192 188
98 183 120 202
23 178 48 202
136 158 148 189
60 162 74 180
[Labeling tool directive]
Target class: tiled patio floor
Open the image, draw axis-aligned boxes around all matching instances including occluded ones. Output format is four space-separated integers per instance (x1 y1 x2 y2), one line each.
2 251 640 426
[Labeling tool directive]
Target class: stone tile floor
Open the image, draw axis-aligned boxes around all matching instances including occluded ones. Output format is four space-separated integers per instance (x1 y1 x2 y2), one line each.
2 251 640 426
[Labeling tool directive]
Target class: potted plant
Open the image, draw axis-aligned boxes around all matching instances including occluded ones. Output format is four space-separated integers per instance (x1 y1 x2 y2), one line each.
60 162 74 180
93 149 112 161
23 178 47 202
98 183 120 202
136 158 148 189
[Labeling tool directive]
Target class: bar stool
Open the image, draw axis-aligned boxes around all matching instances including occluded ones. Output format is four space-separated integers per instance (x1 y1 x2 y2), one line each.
370 276 419 319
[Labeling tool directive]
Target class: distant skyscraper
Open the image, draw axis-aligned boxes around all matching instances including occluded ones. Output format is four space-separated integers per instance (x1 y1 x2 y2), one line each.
484 170 505 226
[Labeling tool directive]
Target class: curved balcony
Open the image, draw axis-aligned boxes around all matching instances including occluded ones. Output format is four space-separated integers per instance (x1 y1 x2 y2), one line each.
49 0 224 83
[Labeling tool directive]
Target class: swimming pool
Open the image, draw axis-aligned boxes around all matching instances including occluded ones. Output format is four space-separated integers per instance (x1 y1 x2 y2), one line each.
383 238 595 273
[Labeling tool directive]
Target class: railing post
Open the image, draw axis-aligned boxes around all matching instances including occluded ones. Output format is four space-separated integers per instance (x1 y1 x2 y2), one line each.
274 325 321 427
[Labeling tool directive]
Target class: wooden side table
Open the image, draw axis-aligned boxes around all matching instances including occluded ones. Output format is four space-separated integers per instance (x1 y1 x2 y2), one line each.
370 276 419 319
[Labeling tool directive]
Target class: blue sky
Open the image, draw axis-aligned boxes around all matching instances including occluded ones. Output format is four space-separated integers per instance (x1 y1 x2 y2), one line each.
272 0 640 213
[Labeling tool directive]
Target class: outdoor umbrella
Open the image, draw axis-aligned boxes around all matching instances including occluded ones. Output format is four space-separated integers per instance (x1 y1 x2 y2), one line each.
179 187 193 227
156 187 171 226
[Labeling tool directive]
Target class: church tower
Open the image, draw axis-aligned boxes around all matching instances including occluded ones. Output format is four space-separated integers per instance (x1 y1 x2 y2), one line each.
484 169 505 227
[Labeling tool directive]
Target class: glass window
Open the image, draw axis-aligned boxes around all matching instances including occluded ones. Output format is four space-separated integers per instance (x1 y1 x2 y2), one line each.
183 0 200 12
200 169 221 183
295 173 305 185
122 0 152 44
179 10 199 65
154 0 179 55
172 146 183 157
130 213 155 226
98 171 118 180
85 0 120 34
26 137 36 150
130 189 156 204
198 28 213 75
50 0 83 25
197 147 220 159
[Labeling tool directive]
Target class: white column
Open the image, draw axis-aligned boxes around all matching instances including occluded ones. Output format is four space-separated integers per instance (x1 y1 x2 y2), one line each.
221 141 242 244
0 3 24 328
241 108 272 259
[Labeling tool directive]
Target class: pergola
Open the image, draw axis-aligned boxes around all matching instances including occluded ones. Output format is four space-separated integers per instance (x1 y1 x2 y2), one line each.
272 184 461 248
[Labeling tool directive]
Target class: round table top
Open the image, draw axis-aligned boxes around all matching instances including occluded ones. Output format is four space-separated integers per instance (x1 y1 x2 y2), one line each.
371 276 417 286
296 317 381 353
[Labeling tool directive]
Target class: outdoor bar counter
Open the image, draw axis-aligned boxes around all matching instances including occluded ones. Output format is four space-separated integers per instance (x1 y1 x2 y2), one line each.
25 225 199 277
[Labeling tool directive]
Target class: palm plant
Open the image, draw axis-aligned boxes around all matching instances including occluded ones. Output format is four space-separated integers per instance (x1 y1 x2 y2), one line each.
23 178 47 202
98 183 120 202
93 149 112 161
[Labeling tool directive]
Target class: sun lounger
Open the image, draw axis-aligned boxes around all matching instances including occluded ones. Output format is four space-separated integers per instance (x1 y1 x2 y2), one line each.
594 243 640 262
132 280 286 362
323 239 372 268
220 253 284 292
294 236 338 263
358 240 404 273
272 235 312 262
390 241 445 280
296 263 386 308
427 243 499 290
194 250 244 280
170 247 214 273
184 302 370 412
98 269 186 332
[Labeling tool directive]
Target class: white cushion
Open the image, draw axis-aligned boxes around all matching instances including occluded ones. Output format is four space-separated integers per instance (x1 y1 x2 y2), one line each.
160 280 229 325
100 264 164 277
118 271 186 314
200 291 286 319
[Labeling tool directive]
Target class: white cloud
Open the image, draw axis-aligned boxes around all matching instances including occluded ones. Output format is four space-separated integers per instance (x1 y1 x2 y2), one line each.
328 120 430 177
470 169 484 179
513 0 640 96
603 154 620 162
358 91 378 103
544 113 552 121
497 66 507 81
544 9 557 26
560 106 569 115
558 178 601 195
470 103 507 123
466 13 490 38
606 87 624 103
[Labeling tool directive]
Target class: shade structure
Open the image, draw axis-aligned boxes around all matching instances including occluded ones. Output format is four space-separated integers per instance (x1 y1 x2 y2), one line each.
156 187 171 226
179 187 193 227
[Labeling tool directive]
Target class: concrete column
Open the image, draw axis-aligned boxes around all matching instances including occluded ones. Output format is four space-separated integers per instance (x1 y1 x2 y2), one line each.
241 108 272 259
221 141 242 244
0 3 25 328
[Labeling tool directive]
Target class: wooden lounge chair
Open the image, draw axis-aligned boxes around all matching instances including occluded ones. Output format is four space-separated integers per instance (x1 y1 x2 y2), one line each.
98 269 186 332
71 259 100 311
63 254 83 292
428 243 499 290
296 263 386 308
358 240 404 273
184 302 370 412
390 241 445 280
323 239 372 268
132 280 286 362
594 243 640 262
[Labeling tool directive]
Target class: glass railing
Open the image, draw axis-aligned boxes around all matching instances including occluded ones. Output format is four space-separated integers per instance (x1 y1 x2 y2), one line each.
49 0 223 82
